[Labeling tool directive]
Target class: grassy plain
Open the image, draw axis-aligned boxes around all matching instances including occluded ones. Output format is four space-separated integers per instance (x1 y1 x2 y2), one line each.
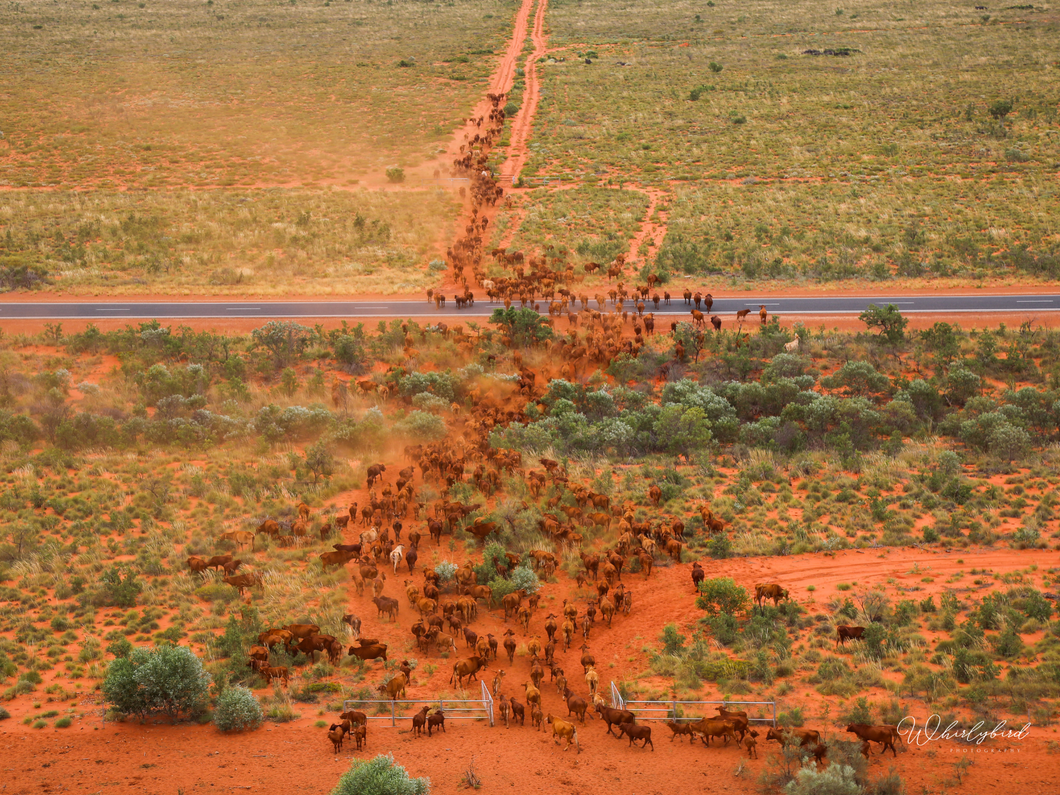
0 0 516 187
0 188 455 295
508 0 1059 283
0 0 518 295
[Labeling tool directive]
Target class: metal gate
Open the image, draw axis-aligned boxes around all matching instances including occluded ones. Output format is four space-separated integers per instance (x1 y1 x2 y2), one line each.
609 682 775 726
342 680 494 727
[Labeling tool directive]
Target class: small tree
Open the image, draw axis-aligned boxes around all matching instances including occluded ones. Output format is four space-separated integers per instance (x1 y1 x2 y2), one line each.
214 686 264 732
304 441 336 483
859 304 908 347
251 321 315 371
331 753 430 795
988 99 1014 133
99 565 144 608
102 645 211 722
695 577 749 616
489 308 554 347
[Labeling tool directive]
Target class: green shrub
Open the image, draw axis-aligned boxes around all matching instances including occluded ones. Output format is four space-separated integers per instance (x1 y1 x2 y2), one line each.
94 566 143 608
659 624 686 655
32 719 47 729
102 645 211 721
840 696 873 725
487 576 517 602
385 166 406 183
397 411 447 441
106 637 134 659
331 753 430 795
214 685 263 732
696 578 749 616
0 706 10 719
55 717 72 728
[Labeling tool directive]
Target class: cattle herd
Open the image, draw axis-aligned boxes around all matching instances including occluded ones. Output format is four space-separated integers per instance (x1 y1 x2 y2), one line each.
185 449 898 765
175 91 898 769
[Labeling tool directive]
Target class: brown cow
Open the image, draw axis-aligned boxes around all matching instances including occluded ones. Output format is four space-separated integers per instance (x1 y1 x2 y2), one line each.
546 713 580 753
616 722 654 750
348 641 388 662
754 583 789 607
664 720 697 743
846 724 900 757
836 625 866 647
187 556 208 575
450 655 488 688
689 718 738 746
223 573 260 596
293 635 335 663
378 673 408 701
594 703 635 736
691 561 705 591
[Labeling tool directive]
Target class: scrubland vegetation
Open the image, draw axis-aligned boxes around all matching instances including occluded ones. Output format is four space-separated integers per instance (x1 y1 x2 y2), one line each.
503 0 1059 283
0 312 1059 755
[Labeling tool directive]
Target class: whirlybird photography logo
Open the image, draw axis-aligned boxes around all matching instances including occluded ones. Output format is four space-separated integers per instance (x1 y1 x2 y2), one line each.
897 715 1030 752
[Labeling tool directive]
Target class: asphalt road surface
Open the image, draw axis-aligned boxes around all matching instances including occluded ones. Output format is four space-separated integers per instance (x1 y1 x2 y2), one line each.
1 295 1059 320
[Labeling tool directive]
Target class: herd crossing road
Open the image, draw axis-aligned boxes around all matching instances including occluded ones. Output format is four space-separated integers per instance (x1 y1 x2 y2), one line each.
1 295 1060 320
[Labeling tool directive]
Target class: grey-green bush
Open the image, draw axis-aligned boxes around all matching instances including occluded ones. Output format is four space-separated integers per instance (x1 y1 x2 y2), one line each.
102 645 211 721
331 753 430 795
214 685 264 732
509 565 540 594
784 764 861 795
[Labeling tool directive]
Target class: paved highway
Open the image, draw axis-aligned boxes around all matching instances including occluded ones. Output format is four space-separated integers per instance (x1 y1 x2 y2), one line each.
1 295 1058 319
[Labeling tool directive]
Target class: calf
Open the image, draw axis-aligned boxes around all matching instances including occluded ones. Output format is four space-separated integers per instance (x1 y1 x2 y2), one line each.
664 720 696 743
412 705 429 738
745 729 759 759
616 721 654 750
328 727 345 753
427 708 446 737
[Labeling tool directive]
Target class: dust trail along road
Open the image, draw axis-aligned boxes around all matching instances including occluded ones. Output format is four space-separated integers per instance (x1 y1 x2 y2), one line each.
3 295 1060 319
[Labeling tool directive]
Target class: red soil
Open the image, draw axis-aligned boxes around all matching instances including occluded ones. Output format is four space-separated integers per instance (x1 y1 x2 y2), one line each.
4 546 1058 795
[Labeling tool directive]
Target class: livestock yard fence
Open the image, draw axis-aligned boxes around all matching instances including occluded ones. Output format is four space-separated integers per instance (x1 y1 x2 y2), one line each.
342 680 494 727
609 682 776 727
